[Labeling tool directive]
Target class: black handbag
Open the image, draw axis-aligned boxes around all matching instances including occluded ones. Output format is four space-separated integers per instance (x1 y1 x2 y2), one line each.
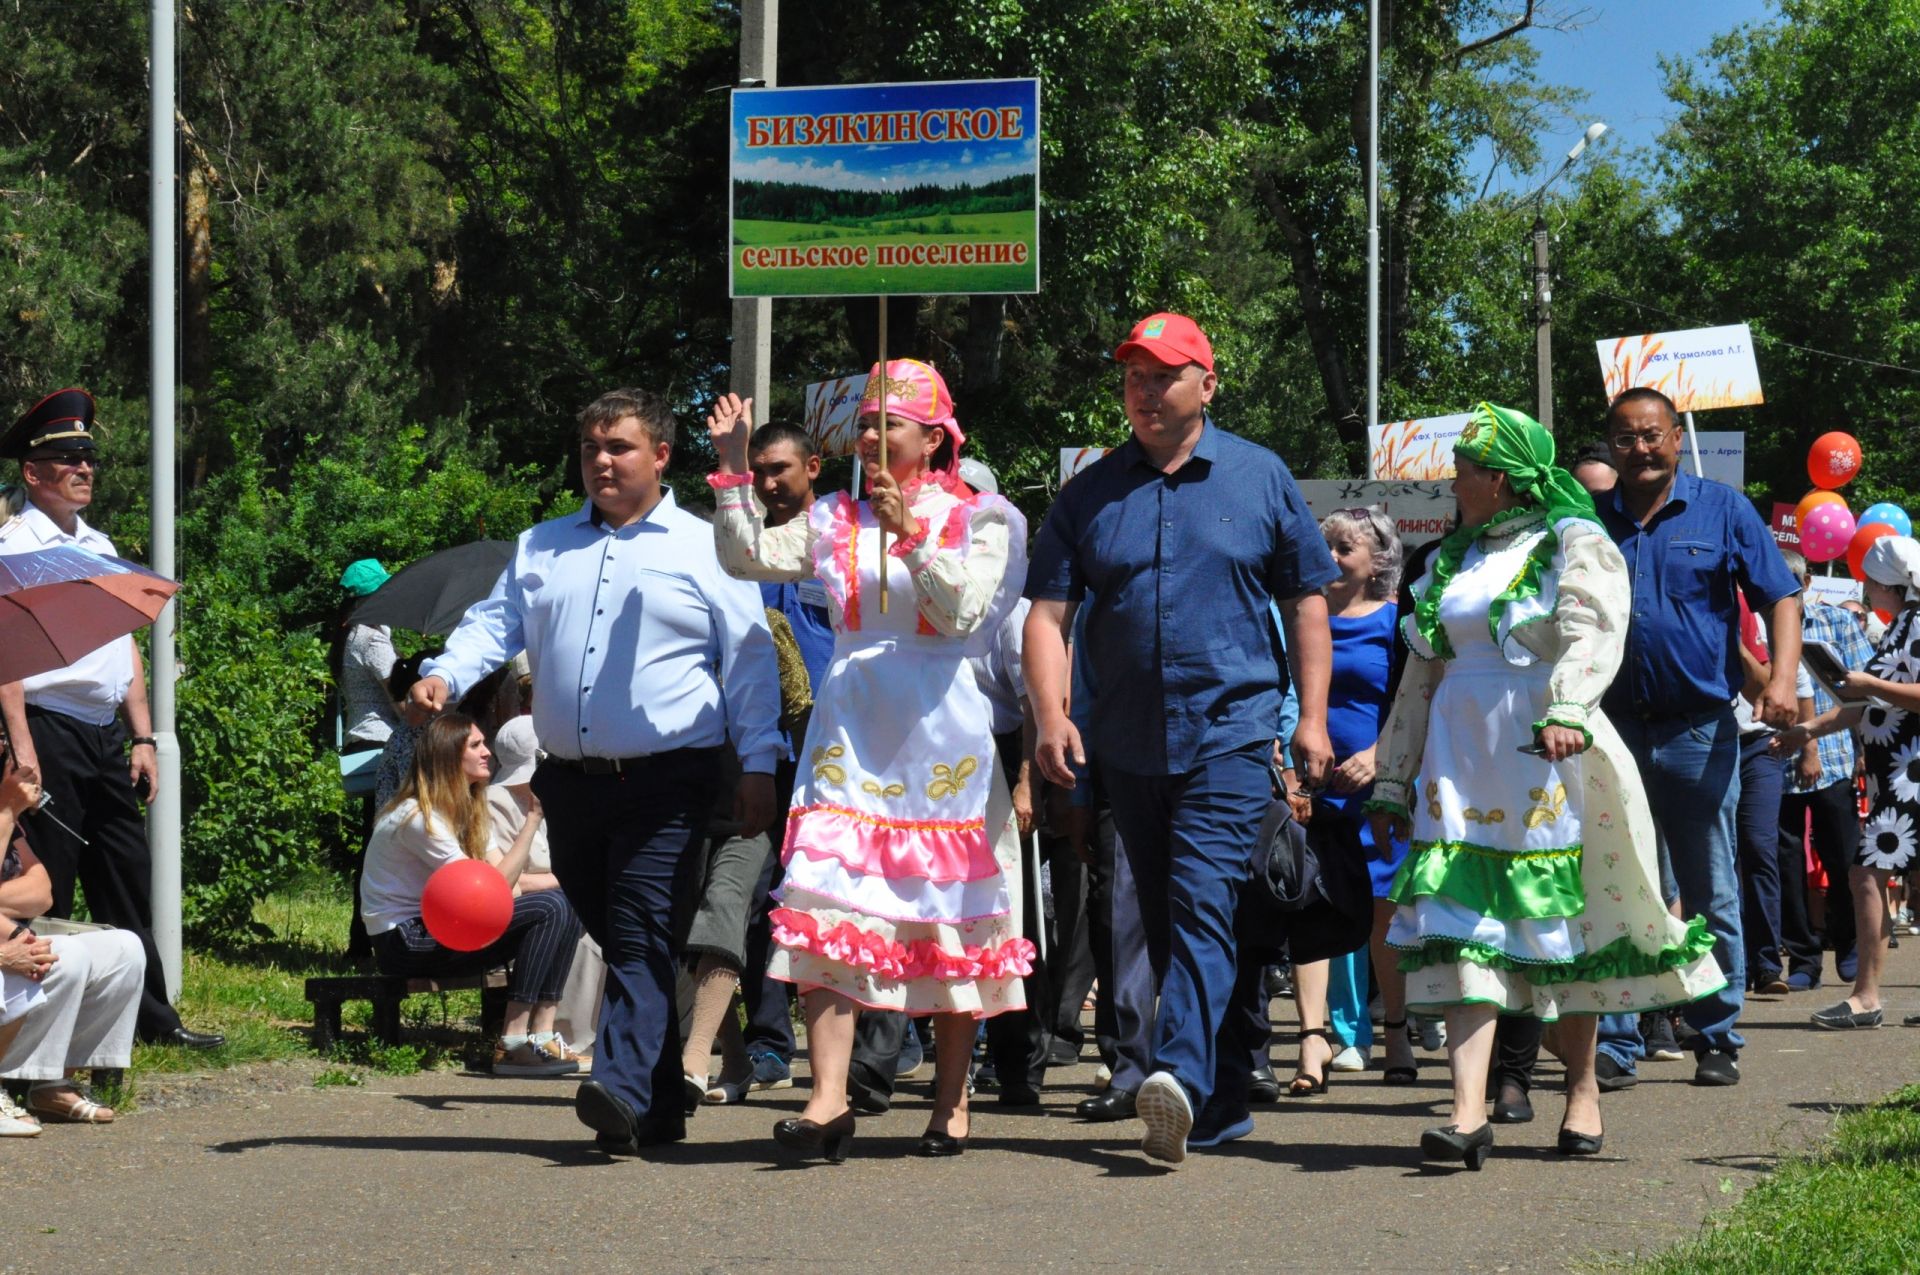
1239 768 1374 964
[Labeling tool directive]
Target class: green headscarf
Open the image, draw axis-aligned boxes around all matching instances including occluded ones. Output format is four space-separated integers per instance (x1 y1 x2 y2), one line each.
1412 403 1600 660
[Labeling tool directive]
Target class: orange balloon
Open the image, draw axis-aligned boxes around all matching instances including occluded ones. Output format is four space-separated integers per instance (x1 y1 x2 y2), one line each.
1808 431 1863 489
1794 489 1845 530
1848 521 1898 581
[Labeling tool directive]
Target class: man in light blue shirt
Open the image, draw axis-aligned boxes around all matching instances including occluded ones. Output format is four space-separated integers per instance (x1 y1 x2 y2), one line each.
414 387 779 1153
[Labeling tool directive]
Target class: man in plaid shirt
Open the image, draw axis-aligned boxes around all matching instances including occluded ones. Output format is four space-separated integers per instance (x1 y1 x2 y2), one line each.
1777 549 1877 990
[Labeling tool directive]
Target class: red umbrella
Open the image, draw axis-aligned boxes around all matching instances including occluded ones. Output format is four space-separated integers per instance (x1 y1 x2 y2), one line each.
0 546 180 684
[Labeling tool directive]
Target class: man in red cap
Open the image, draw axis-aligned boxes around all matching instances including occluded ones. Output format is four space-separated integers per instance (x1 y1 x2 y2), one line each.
1024 313 1335 1165
0 388 224 1050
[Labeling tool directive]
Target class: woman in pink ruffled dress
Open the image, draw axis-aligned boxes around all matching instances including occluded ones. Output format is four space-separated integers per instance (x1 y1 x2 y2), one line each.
706 359 1032 1163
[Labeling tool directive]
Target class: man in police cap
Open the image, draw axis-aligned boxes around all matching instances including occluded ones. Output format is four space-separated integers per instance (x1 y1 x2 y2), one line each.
0 389 223 1048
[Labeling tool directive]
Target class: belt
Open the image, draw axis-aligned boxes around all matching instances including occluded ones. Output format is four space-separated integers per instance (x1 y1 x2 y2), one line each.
539 745 712 777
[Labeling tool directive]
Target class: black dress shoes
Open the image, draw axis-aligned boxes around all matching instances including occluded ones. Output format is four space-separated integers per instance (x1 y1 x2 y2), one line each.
577 1080 641 1153
159 1027 225 1050
1248 1066 1283 1103
1419 1122 1495 1170
915 1127 968 1157
996 1083 1042 1108
1556 1126 1604 1156
1076 1088 1137 1121
773 1110 856 1163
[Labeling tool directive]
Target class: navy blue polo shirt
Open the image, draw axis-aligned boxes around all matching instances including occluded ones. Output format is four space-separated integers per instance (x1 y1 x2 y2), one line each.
1027 419 1337 776
1597 468 1800 718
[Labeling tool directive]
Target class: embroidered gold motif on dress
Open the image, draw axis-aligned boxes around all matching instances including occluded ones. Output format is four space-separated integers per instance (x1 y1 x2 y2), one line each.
811 744 847 786
1524 783 1568 829
927 755 979 800
1426 781 1443 820
1462 805 1507 826
860 779 907 799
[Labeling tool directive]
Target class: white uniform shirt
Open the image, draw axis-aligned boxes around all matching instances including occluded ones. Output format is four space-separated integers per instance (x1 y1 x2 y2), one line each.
423 490 781 772
0 503 136 725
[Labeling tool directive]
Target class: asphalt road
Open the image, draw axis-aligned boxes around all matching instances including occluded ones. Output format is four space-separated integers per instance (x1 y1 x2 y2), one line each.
25 944 1919 1274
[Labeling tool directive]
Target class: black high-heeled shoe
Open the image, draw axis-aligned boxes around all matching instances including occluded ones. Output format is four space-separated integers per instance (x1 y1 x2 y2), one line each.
1420 1122 1495 1170
1380 1018 1419 1086
1556 1126 1604 1156
915 1125 969 1157
772 1110 855 1164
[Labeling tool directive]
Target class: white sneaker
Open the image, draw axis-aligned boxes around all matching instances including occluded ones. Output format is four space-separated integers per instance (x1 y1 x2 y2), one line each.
1136 1071 1193 1166
1329 1045 1368 1072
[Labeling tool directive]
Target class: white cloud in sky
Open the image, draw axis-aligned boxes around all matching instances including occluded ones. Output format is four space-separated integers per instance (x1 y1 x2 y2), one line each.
733 148 1034 192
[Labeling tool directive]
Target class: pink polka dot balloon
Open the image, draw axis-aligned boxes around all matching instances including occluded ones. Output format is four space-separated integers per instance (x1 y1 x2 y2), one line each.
1800 500 1856 563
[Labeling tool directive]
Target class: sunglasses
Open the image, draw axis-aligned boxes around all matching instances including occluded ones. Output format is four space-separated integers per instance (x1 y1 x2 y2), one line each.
27 454 102 470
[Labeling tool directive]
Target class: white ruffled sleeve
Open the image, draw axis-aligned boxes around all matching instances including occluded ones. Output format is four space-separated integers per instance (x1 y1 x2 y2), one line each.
710 476 817 583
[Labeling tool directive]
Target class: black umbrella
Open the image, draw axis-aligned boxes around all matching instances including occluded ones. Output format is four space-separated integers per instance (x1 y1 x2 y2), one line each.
350 540 513 637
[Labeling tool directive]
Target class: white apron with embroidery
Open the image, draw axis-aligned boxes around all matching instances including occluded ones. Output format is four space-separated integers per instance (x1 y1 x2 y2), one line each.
1380 515 1725 1019
715 478 1032 1015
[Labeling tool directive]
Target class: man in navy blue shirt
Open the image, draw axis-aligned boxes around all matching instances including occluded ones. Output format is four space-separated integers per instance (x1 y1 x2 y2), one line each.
1593 387 1801 1090
1025 312 1336 1165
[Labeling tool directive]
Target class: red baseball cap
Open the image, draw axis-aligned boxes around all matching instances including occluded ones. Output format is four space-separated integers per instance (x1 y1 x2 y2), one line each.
1113 312 1214 372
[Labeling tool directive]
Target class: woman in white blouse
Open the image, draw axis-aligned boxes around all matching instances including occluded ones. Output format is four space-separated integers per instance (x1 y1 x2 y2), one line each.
362 712 582 1077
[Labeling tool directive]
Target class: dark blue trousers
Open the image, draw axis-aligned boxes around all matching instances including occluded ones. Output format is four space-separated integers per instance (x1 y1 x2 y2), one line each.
534 748 719 1121
1102 743 1270 1114
1737 732 1785 984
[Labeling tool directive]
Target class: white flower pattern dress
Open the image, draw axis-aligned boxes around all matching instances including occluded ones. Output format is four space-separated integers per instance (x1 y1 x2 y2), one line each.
712 470 1035 1015
1367 511 1726 1018
1859 604 1920 871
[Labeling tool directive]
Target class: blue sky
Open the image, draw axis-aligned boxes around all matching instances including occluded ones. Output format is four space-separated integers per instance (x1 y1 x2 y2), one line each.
1473 0 1777 195
731 79 1040 192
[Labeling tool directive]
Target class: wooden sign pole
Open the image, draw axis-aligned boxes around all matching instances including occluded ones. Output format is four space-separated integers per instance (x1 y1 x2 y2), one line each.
876 293 890 613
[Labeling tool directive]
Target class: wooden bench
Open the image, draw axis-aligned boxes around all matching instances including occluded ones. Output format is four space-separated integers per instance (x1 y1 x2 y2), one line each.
304 971 511 1051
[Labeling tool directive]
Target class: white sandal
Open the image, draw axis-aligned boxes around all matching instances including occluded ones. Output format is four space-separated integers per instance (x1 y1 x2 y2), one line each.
27 1082 114 1124
0 1090 40 1137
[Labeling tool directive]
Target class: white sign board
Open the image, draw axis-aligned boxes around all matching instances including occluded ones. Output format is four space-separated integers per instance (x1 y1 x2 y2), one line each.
1689 430 1745 489
1366 413 1475 480
1297 479 1456 549
803 373 868 457
1596 323 1764 412
1059 446 1112 485
1806 576 1864 607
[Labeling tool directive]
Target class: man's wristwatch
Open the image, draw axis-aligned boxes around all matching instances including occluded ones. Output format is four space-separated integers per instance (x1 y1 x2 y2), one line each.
129 736 157 748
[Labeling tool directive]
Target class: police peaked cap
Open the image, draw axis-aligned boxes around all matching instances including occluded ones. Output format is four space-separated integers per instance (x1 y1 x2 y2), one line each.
2 388 98 460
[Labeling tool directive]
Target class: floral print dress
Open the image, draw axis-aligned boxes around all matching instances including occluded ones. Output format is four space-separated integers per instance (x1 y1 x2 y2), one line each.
1368 512 1725 1018
1859 604 1920 872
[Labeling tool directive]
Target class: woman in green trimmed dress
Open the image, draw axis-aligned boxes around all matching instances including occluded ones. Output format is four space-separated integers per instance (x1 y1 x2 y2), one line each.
1366 404 1723 1169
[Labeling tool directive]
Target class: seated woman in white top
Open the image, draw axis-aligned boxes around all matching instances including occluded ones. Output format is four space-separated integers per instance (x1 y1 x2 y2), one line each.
361 712 583 1077
0 749 143 1128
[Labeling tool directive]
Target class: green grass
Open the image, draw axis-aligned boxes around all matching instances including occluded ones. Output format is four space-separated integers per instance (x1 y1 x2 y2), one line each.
731 210 1037 295
1634 1085 1920 1272
127 873 483 1083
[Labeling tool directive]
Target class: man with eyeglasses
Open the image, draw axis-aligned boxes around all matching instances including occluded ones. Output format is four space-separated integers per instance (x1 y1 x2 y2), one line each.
0 388 224 1050
1590 386 1801 1090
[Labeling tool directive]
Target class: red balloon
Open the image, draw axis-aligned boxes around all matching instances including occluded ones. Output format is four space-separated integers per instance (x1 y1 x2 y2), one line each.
1848 521 1898 581
420 858 513 952
1807 431 1862 490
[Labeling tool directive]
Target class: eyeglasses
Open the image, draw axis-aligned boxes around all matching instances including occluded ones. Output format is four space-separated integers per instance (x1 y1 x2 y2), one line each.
27 454 102 470
1608 428 1672 452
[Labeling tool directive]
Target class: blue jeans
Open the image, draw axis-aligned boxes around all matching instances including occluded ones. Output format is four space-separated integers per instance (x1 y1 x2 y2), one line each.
1736 732 1785 983
1102 743 1271 1114
535 749 719 1120
1597 708 1745 1071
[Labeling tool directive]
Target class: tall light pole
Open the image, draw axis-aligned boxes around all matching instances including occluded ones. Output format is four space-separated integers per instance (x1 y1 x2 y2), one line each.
149 0 182 1001
1522 121 1607 432
731 1 776 415
1365 0 1380 435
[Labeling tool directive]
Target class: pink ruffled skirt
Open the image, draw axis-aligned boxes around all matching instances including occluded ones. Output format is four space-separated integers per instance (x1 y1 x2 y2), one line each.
768 633 1033 1016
